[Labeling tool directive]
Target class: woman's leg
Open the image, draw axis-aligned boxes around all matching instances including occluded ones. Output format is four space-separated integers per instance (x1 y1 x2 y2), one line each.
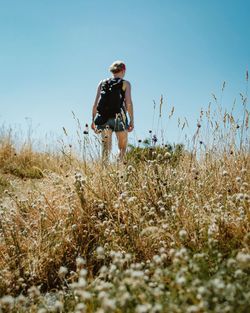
101 128 112 164
115 130 128 161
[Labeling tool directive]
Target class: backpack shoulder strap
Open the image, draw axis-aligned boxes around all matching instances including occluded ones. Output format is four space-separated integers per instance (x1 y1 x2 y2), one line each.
122 80 126 92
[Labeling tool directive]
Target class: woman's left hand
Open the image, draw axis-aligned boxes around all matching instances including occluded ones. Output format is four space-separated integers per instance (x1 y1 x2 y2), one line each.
128 122 134 132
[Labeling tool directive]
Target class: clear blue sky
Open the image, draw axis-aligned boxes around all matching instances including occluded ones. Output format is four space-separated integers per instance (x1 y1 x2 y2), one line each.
0 0 249 149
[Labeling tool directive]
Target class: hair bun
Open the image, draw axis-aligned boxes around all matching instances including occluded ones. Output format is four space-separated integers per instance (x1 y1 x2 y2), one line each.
109 60 126 74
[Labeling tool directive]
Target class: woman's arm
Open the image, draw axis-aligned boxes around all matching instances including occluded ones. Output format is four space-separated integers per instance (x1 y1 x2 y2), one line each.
92 81 102 122
91 81 102 132
124 81 134 132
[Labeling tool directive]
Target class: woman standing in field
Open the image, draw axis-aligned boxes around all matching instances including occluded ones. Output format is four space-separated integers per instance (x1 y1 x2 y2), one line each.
91 60 134 162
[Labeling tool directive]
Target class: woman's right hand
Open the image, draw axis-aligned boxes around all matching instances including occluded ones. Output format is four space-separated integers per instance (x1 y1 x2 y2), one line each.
91 121 96 132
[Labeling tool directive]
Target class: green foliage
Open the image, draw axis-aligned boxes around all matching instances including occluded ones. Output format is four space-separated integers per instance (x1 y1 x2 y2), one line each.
126 140 185 167
0 175 10 195
3 164 43 179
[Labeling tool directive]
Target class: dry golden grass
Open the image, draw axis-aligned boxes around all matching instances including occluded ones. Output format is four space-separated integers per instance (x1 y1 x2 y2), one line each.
0 100 249 312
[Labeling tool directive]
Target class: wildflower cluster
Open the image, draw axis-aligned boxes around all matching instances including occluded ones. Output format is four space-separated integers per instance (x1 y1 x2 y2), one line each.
0 101 249 312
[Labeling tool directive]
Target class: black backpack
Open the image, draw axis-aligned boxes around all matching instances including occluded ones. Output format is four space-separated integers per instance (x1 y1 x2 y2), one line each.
97 78 125 121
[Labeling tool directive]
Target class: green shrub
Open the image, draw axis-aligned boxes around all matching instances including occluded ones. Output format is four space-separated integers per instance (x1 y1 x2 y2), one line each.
3 164 43 179
126 141 185 167
0 175 10 195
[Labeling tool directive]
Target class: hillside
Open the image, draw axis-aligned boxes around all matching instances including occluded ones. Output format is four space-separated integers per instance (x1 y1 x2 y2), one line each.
0 119 249 312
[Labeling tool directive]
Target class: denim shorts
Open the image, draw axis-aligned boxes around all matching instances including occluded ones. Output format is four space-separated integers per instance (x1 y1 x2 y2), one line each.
95 113 129 132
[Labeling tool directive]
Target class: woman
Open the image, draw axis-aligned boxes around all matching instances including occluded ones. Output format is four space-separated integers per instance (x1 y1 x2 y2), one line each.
91 60 134 162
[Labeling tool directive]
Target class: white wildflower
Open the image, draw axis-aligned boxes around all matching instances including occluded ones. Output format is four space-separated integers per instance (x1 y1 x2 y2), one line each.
127 165 135 172
98 291 108 301
131 270 144 279
16 294 26 305
78 277 87 288
211 278 225 291
127 196 137 204
79 268 88 277
136 303 152 313
153 255 162 265
236 252 250 269
100 265 108 275
179 229 188 240
236 193 244 201
28 286 40 298
0 295 14 309
54 300 63 312
152 303 163 312
75 303 86 313
176 276 186 286
197 286 206 295
58 266 68 279
187 305 200 313
227 258 236 268
76 257 86 268
98 203 105 209
119 292 131 306
75 290 92 301
234 269 243 278
96 246 105 259
162 223 168 229
102 298 116 310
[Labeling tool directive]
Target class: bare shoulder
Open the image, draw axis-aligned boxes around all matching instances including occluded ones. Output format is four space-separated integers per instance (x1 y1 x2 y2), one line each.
97 80 103 90
124 80 131 88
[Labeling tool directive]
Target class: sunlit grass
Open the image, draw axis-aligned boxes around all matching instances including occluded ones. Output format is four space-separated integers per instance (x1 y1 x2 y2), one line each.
0 85 249 312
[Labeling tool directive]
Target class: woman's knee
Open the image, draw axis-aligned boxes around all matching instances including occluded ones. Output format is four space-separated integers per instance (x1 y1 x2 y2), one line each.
116 132 127 147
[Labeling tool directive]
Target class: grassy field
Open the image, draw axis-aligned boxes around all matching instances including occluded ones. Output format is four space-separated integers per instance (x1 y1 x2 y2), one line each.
0 102 249 312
